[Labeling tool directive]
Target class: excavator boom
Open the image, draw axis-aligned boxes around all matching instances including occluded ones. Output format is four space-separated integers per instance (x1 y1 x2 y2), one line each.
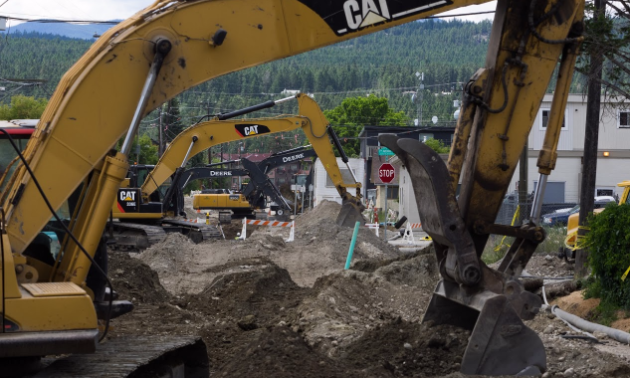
380 0 584 375
4 0 491 256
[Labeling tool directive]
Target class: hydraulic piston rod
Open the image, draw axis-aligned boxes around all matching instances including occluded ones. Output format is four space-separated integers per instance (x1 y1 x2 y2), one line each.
120 39 172 156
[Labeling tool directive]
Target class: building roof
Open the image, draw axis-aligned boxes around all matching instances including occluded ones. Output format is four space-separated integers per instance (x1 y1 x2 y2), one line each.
358 125 456 138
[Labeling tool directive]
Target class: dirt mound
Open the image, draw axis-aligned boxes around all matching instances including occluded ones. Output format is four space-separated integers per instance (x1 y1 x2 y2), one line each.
295 199 343 229
182 257 309 326
108 251 170 304
214 326 358 377
292 252 439 355
294 200 399 261
134 200 402 295
136 232 194 272
338 320 470 377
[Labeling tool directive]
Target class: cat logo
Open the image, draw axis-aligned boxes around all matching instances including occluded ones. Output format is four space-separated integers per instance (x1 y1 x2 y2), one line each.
235 124 271 138
120 190 136 202
343 0 391 32
296 0 451 36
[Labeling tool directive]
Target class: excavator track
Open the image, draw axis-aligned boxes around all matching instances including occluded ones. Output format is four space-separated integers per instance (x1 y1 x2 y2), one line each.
31 335 208 378
108 222 168 251
108 221 222 251
161 219 222 244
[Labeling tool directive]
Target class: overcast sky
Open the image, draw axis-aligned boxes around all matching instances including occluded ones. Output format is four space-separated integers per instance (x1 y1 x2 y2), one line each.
1 0 496 23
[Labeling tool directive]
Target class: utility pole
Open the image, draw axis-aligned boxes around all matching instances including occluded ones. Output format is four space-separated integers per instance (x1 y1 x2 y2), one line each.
576 0 605 278
415 71 424 126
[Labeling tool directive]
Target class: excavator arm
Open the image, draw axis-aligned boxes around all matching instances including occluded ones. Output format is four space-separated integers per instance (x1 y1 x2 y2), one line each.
380 0 584 375
176 146 316 191
4 0 491 256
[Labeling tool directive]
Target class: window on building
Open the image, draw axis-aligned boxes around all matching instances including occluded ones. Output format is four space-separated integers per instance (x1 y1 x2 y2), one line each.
618 110 630 128
291 164 298 172
386 186 398 199
278 178 286 184
540 109 567 130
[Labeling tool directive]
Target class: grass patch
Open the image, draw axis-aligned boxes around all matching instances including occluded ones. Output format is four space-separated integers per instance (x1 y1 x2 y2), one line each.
537 226 567 255
481 235 511 265
589 300 619 326
480 226 567 264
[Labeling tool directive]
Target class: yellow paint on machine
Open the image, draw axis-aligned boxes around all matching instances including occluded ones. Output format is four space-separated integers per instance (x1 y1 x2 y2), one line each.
192 193 251 210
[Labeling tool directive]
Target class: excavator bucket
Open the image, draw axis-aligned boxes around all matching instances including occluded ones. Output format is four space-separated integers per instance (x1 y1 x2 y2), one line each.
379 134 546 376
336 199 366 228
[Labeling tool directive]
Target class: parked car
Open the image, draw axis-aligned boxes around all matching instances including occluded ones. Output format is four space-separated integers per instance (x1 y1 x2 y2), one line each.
542 198 616 226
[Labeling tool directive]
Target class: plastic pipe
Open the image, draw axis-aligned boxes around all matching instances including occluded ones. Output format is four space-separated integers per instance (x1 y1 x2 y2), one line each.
345 221 361 270
543 286 630 344
552 306 630 344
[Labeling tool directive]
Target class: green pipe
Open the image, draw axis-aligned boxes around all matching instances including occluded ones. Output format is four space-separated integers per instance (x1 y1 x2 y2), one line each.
344 221 361 270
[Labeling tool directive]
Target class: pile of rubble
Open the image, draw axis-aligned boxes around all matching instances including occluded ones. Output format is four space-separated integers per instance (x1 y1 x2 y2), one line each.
106 200 630 378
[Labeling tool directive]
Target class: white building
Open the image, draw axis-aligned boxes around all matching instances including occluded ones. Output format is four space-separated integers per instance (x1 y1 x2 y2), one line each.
395 93 630 223
508 93 630 202
312 158 364 206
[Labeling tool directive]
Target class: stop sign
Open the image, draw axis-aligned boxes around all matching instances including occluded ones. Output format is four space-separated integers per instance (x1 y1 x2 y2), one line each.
378 163 395 184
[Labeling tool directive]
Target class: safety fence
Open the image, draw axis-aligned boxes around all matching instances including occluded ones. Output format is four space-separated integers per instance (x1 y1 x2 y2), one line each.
365 223 379 237
401 222 429 243
238 218 295 242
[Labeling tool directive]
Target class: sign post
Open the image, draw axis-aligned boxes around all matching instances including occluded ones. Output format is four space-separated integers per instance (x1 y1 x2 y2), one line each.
378 163 395 240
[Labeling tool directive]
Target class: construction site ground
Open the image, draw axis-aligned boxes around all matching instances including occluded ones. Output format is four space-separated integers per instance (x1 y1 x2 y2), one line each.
105 200 630 377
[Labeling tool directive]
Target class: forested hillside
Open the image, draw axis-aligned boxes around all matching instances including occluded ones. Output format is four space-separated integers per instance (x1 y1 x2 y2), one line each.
0 20 494 154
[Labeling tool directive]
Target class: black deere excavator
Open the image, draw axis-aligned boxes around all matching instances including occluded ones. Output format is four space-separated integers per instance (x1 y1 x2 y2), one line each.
186 146 317 220
0 0 584 376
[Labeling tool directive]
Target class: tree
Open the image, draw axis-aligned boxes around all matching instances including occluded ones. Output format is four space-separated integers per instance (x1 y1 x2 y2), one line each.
574 0 630 276
576 1 630 101
134 134 158 165
0 95 48 120
424 138 450 153
163 98 185 142
324 95 409 157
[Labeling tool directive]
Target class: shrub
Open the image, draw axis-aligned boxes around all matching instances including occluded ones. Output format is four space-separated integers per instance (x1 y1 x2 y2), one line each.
584 203 630 309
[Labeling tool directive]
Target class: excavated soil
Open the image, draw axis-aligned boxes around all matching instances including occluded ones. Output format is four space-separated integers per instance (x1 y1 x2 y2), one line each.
133 200 399 295
105 200 630 378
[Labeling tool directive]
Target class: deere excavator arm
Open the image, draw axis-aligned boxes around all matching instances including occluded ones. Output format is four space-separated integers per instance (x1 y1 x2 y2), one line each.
4 0 491 255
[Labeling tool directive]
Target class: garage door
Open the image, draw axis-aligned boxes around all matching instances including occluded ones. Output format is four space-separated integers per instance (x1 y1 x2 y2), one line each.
533 181 565 203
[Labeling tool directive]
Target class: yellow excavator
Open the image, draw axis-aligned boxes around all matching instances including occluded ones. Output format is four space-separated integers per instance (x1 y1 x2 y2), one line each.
141 94 362 221
0 0 584 376
110 94 364 249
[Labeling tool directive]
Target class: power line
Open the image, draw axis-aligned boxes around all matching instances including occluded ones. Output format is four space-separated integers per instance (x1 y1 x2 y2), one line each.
0 0 11 9
430 10 496 19
0 15 119 24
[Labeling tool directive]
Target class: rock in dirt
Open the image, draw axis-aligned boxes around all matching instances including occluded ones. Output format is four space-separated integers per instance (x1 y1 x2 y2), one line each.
238 315 258 331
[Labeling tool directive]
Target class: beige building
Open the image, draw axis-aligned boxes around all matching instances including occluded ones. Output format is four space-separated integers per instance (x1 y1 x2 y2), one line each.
509 94 630 202
396 93 630 224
